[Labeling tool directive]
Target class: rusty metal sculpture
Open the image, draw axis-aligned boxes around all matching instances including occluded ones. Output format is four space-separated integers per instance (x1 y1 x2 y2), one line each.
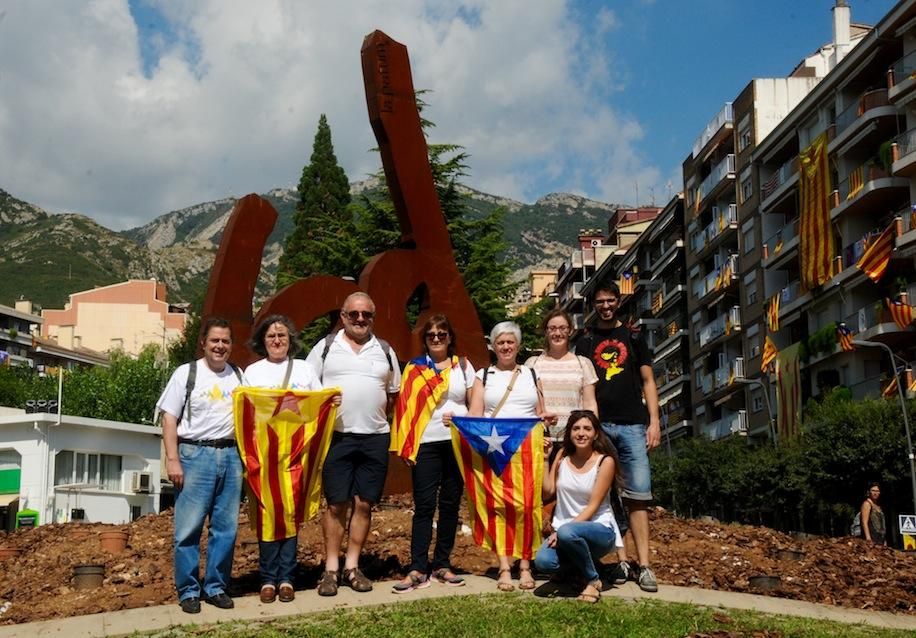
201 31 487 374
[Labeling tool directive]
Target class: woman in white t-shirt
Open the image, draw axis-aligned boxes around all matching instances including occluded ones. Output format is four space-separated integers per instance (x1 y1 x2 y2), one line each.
244 315 339 605
534 410 621 603
392 314 475 593
525 308 598 443
468 321 552 592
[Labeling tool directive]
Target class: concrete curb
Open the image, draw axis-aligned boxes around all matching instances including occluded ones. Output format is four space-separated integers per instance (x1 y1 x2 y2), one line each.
1 576 914 637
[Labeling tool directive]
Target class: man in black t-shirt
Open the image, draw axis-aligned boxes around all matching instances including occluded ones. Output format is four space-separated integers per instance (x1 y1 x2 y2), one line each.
576 280 660 592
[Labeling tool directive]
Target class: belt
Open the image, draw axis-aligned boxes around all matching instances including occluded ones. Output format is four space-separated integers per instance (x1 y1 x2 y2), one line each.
178 437 236 448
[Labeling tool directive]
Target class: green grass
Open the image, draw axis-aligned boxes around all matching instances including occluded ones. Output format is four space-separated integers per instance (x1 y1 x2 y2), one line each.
137 595 912 638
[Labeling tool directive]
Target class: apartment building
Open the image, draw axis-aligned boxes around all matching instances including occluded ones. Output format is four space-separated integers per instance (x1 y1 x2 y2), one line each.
682 2 870 442
0 300 107 372
753 0 916 418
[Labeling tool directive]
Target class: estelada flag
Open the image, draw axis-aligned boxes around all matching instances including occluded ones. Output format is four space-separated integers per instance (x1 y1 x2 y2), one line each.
835 322 855 352
619 271 634 295
233 387 338 541
887 297 915 329
391 355 454 463
856 224 895 283
451 416 543 560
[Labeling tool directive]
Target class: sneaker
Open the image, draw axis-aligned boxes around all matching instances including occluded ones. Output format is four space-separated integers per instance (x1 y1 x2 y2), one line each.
179 597 200 614
204 592 235 609
637 565 658 593
606 561 632 585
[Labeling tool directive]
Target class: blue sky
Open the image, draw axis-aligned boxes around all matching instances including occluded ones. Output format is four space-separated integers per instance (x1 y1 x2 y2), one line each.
0 1 899 228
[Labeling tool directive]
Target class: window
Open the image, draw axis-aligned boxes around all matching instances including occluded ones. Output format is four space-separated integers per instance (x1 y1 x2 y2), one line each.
746 333 760 359
743 227 755 254
741 176 753 203
54 450 123 490
752 392 764 413
746 278 758 305
739 128 752 152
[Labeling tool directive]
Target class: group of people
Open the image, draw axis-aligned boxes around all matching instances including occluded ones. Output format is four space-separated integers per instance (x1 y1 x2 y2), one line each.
155 281 662 614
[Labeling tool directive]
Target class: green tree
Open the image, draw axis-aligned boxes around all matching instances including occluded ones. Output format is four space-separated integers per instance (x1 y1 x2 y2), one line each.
276 114 364 288
168 312 201 368
512 296 553 357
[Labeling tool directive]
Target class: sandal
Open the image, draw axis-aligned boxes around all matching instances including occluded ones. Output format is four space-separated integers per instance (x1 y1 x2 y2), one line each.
392 570 430 594
496 568 514 592
430 568 465 587
577 580 601 604
518 567 536 590
317 570 338 597
342 566 373 592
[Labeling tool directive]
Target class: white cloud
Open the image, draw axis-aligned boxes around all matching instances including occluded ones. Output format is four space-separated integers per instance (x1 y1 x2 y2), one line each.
0 0 666 229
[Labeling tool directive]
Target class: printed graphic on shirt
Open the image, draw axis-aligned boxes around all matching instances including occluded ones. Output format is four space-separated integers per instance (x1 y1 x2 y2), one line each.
206 384 234 401
592 338 628 382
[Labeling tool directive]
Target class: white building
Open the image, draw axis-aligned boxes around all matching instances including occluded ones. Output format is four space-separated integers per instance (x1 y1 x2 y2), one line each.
0 408 161 526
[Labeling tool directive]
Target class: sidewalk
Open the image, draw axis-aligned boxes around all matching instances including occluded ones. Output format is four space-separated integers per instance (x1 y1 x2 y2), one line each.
2 576 915 637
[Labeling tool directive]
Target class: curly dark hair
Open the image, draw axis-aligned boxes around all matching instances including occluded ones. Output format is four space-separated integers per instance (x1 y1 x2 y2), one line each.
248 314 301 358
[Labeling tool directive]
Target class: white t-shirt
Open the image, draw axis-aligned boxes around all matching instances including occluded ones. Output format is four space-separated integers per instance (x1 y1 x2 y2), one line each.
244 358 321 391
525 353 598 439
475 366 539 418
421 359 476 445
156 359 243 440
305 331 401 434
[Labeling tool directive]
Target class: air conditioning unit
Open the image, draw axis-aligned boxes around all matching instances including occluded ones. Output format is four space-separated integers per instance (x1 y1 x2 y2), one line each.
590 239 603 247
130 471 152 494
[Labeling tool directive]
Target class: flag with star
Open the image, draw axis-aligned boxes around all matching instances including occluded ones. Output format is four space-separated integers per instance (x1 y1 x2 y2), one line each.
233 387 339 541
450 416 544 560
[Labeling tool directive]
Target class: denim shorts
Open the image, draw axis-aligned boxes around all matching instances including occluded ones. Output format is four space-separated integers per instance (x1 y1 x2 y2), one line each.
600 422 652 501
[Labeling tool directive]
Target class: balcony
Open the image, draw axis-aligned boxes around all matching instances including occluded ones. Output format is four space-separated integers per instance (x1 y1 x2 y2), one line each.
836 89 890 136
696 154 736 206
700 410 747 441
712 357 745 392
762 219 799 267
690 205 738 258
692 102 734 159
760 155 798 209
831 163 909 222
698 306 741 348
888 51 916 104
843 297 915 345
693 254 738 302
648 239 684 274
655 363 686 391
892 128 916 177
559 281 584 307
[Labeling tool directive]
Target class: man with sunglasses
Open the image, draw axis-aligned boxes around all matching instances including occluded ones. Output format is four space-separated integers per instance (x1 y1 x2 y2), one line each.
575 281 661 593
305 292 401 596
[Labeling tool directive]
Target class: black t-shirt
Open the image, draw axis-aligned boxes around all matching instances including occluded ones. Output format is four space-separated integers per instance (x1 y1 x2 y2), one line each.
575 325 651 424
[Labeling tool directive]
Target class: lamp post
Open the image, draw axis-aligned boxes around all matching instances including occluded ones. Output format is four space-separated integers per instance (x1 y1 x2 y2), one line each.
733 376 777 449
852 338 916 516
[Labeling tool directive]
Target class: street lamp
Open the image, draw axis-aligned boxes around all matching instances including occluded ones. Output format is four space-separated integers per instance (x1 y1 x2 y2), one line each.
852 338 916 516
732 376 777 449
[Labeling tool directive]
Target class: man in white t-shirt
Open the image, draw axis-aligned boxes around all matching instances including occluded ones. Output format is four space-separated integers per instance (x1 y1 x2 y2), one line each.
305 292 401 596
156 318 244 614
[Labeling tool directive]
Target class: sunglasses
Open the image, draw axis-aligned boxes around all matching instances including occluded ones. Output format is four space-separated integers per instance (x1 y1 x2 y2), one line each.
425 331 449 341
344 310 375 321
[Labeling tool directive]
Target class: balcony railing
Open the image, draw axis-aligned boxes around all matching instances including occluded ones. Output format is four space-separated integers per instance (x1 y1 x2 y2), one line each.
889 50 916 87
836 162 889 203
700 410 747 440
655 364 686 388
690 204 738 255
712 357 745 391
560 281 585 306
761 155 798 202
696 154 736 204
692 102 734 158
779 280 801 307
836 88 890 135
762 219 799 260
693 254 738 299
698 306 742 348
894 127 916 161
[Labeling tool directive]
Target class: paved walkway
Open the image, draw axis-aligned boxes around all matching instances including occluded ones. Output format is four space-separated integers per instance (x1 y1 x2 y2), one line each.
2 576 915 637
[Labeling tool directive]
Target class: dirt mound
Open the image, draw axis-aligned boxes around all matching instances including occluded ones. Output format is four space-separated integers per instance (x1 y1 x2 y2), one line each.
0 505 913 625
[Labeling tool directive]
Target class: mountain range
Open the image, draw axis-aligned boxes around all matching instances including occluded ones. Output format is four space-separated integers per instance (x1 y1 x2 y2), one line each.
0 184 622 310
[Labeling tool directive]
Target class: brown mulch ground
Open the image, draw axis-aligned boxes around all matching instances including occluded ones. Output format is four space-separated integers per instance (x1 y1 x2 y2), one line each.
0 503 914 625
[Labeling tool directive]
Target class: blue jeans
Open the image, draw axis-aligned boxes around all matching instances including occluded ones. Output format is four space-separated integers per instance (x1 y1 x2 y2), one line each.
259 537 297 586
534 521 616 583
600 423 653 501
174 444 243 601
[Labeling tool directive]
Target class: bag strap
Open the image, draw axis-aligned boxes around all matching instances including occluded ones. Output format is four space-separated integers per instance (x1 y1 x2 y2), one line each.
490 367 520 417
281 357 294 389
181 360 197 425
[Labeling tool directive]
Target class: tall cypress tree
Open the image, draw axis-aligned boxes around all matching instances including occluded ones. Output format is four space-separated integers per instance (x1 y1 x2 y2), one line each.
276 114 362 288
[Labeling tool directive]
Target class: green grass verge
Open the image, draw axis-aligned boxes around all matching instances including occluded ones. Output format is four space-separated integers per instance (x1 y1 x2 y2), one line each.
137 594 912 638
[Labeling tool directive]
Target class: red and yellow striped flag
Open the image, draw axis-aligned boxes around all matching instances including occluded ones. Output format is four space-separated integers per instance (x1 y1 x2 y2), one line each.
767 294 780 332
761 335 778 373
798 133 835 289
776 343 802 440
846 165 864 200
451 416 543 560
856 224 895 283
234 387 338 541
391 356 454 463
882 375 899 398
836 323 855 352
619 271 635 296
887 297 915 329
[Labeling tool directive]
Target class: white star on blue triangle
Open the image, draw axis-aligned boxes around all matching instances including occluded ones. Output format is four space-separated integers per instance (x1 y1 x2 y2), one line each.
451 416 542 476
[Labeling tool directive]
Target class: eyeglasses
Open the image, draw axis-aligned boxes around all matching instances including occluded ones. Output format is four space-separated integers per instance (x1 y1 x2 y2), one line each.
265 333 289 342
594 298 616 306
344 310 375 321
425 331 449 341
546 326 570 334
